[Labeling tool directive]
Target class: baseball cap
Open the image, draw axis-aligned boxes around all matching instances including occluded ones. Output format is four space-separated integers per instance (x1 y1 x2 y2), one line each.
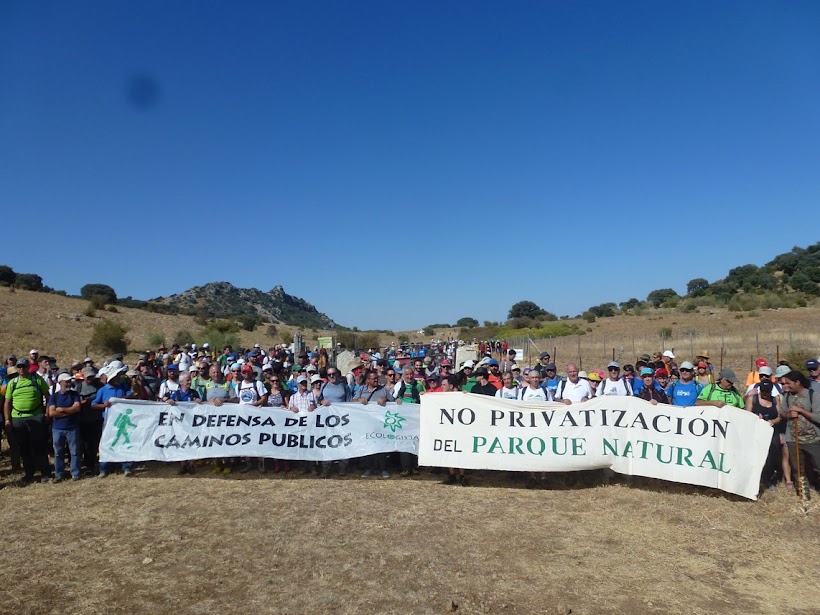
461 360 475 369
607 361 620 369
511 364 520 371
306 365 318 373
654 368 669 378
240 364 254 373
697 361 708 368
82 366 96 378
639 354 651 362
807 359 820 370
29 349 38 355
296 375 308 384
755 358 768 367
718 368 737 383
539 352 550 359
640 367 654 376
309 375 322 385
680 361 695 370
545 362 557 371
488 359 499 366
15 357 28 366
662 350 675 359
774 365 791 378
248 350 259 357
587 372 602 382
474 367 489 377
578 370 588 379
440 359 452 366
758 366 773 376
57 373 72 383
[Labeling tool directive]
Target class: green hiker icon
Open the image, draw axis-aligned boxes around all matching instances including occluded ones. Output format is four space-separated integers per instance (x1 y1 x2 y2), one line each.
111 408 137 450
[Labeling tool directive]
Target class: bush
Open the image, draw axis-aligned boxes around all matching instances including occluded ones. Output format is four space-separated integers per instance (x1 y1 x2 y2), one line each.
200 327 238 353
89 294 108 310
238 314 261 332
783 346 817 373
423 327 435 336
147 333 166 348
335 330 355 349
194 311 210 327
84 304 96 317
456 317 479 328
281 331 293 345
15 273 44 291
427 323 450 329
582 312 596 323
80 284 117 304
106 305 118 313
266 324 278 336
657 327 672 339
174 330 195 347
357 332 381 350
0 265 16 285
90 320 128 354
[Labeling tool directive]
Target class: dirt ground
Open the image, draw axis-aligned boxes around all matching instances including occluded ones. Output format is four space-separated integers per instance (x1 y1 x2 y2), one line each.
2 458 819 615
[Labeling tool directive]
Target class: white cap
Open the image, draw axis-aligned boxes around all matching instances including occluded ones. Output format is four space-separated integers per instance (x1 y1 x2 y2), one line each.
662 350 675 359
191 344 198 350
57 373 72 383
759 366 773 376
462 360 475 369
680 361 695 370
578 370 588 379
254 343 261 348
309 375 322 384
84 357 93 363
30 349 38 355
203 343 210 349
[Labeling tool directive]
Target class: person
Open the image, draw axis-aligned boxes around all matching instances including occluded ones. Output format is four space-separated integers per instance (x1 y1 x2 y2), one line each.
47 372 82 482
233 365 268 407
695 361 714 386
806 359 820 394
495 372 520 399
159 364 181 400
696 369 745 409
76 366 101 475
533 352 553 378
92 361 138 477
519 369 549 401
168 372 201 405
471 367 497 396
661 350 675 374
587 372 602 396
746 358 769 387
554 363 592 404
354 369 394 479
596 362 632 397
541 363 562 399
3 357 51 484
486 359 503 389
666 361 702 407
636 368 669 405
394 366 425 476
745 366 781 401
779 370 820 491
288 375 318 474
459 360 477 392
205 364 233 406
748 381 782 491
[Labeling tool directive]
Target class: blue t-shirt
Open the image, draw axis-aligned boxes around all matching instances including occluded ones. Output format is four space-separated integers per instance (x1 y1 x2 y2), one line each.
666 381 703 407
169 388 200 402
92 383 131 418
544 376 561 398
632 378 663 396
49 390 80 429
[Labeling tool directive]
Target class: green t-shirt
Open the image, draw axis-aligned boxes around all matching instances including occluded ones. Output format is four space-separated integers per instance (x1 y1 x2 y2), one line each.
697 384 744 409
463 376 477 393
397 379 426 404
6 375 49 418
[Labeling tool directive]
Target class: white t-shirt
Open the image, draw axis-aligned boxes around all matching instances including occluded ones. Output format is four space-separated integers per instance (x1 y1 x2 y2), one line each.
519 386 549 402
234 380 267 405
555 379 593 402
596 378 632 397
177 352 192 373
495 386 520 400
159 379 180 399
745 383 781 398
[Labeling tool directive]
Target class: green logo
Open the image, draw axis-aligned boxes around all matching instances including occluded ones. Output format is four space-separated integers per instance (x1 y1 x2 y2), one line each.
110 408 137 450
383 410 406 433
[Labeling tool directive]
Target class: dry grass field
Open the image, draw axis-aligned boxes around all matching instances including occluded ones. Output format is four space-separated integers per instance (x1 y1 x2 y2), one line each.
2 460 819 615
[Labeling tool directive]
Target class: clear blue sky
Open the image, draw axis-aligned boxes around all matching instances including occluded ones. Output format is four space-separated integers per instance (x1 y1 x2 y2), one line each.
1 1 818 330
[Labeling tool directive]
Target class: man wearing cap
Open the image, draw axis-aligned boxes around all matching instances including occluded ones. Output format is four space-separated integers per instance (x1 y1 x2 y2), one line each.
807 359 820 395
91 361 138 477
746 358 770 387
487 359 503 390
541 363 562 399
500 349 517 373
3 357 51 483
696 369 744 409
596 362 633 397
159 365 182 401
533 352 553 379
234 365 268 406
471 367 497 397
636 368 669 405
27 349 40 376
666 361 703 407
47 373 82 482
459 360 476 392
744 366 781 402
519 369 550 401
661 350 675 374
554 364 592 404
77 366 102 475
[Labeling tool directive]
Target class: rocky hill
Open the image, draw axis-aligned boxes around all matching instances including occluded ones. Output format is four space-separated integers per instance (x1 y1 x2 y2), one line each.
151 282 337 329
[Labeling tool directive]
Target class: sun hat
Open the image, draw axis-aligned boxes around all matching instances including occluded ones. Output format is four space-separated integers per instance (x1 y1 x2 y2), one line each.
309 375 322 385
296 375 308 384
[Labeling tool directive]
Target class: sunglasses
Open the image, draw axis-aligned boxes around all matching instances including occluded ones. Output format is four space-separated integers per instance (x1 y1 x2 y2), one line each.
609 368 620 372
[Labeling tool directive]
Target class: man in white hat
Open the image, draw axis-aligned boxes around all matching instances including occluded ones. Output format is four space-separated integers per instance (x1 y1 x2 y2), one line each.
47 373 82 482
91 361 138 477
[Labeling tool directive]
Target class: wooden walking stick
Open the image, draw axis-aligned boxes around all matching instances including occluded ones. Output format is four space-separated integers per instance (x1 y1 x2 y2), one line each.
793 416 805 501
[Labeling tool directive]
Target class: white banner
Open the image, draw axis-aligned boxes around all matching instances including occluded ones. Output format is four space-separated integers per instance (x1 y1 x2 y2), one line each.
419 393 772 500
99 400 419 463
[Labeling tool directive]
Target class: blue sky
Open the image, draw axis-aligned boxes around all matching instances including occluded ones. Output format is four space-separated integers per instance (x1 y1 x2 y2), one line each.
1 1 818 330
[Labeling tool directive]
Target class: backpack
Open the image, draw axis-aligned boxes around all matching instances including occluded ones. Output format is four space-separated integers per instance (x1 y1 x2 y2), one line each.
397 380 421 403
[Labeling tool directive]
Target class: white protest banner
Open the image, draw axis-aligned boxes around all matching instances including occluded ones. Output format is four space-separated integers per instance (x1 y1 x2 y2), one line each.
419 393 772 500
100 400 419 463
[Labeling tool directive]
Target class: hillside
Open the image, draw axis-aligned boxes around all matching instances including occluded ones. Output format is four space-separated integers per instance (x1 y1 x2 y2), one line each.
150 282 337 329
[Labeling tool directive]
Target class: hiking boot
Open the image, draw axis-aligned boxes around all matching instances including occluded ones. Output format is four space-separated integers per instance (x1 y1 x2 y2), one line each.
525 477 538 489
400 469 411 478
52 476 63 484
39 476 51 484
442 474 458 485
459 475 469 487
258 460 267 474
360 469 374 478
123 470 134 478
222 467 232 475
97 472 109 479
71 476 81 482
380 470 391 479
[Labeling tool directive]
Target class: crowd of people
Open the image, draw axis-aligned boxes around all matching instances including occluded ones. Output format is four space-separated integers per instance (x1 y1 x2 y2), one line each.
1 341 818 494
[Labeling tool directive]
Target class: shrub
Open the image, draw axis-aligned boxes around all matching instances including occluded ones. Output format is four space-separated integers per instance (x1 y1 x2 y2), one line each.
238 314 260 332
91 320 128 354
783 346 817 372
423 327 435 336
657 327 672 339
281 331 293 345
106 305 118 313
84 304 96 317
266 324 278 336
89 294 108 310
174 330 195 347
357 332 381 350
582 312 596 323
194 311 210 327
147 333 166 348
200 328 238 353
335 330 355 349
427 323 450 329
15 273 44 291
456 317 479 328
0 265 17 285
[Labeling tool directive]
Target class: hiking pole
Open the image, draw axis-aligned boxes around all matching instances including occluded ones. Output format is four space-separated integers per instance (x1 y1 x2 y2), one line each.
793 416 804 501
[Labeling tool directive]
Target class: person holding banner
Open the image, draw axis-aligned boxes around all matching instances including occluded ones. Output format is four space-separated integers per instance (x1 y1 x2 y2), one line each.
395 366 425 476
696 369 745 409
355 369 394 479
553 364 591 404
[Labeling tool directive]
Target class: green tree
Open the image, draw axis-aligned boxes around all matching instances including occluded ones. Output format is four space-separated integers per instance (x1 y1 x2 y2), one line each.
686 278 709 297
456 317 479 328
0 265 16 286
90 320 129 354
80 284 117 304
508 301 545 320
647 288 679 307
15 273 43 291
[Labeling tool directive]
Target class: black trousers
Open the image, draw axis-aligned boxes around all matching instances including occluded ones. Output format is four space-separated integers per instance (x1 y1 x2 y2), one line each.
11 414 50 479
79 420 104 473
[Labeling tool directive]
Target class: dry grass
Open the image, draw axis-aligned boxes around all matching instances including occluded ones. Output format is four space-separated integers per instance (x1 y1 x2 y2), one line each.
1 459 819 615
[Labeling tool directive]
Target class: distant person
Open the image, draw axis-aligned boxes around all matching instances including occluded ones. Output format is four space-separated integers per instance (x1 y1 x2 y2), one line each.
807 359 820 394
